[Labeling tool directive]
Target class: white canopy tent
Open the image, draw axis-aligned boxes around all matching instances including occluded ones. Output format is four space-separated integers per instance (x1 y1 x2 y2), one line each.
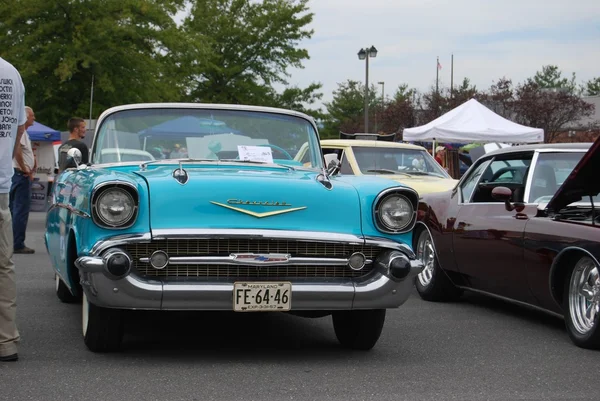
403 99 544 144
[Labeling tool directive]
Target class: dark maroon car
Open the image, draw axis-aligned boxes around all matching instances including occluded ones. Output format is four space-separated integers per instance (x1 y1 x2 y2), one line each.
414 137 600 349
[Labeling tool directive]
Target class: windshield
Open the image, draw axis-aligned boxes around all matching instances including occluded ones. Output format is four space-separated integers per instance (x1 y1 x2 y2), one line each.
352 146 450 178
528 151 600 205
91 108 322 168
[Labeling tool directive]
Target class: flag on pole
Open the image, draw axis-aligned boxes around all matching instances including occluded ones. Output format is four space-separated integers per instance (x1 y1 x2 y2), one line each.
437 60 442 70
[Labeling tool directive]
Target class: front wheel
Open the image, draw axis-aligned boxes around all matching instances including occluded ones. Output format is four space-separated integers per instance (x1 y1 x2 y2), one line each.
332 309 386 350
564 256 600 349
414 228 462 302
82 294 124 352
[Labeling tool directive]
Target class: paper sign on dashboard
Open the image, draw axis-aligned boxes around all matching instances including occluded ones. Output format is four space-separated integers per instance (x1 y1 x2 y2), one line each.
237 145 273 163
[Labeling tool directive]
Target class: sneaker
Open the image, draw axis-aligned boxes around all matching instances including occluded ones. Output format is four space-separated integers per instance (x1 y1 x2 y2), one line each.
0 353 18 362
14 246 35 254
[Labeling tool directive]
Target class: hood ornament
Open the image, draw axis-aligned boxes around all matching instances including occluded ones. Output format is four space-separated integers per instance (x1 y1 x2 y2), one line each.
173 161 189 185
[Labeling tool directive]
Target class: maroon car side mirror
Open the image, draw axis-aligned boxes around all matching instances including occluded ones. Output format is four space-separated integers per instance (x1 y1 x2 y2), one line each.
492 186 525 212
491 186 512 202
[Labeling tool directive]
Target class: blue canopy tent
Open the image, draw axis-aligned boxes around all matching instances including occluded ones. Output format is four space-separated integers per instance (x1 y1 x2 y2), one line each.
138 116 241 137
27 121 61 141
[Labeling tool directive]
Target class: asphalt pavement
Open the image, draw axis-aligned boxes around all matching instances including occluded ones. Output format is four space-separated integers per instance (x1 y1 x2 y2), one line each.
1 212 599 401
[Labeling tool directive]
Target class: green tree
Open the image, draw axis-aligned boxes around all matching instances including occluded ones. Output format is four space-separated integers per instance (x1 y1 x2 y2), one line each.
583 77 600 96
321 80 378 138
0 0 187 129
393 83 417 104
530 65 577 94
181 0 321 108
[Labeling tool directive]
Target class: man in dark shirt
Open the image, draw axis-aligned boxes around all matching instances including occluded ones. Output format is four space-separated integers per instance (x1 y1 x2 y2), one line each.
58 117 89 171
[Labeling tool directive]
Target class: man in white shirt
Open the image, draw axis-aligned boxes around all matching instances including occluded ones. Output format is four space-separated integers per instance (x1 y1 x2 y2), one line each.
0 56 26 362
10 106 36 254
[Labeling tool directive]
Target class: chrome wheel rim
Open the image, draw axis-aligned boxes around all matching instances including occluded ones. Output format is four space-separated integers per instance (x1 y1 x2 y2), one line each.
416 231 435 287
569 257 600 335
82 293 89 337
55 274 60 292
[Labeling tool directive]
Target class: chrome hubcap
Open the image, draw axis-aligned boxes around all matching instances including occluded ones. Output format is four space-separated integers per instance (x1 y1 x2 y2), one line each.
569 257 600 335
417 232 435 287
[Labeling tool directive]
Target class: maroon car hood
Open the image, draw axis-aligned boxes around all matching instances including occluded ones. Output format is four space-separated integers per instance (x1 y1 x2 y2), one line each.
546 136 600 213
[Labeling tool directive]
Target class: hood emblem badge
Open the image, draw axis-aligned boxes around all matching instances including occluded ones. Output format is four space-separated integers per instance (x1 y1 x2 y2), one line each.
231 253 290 265
210 201 306 218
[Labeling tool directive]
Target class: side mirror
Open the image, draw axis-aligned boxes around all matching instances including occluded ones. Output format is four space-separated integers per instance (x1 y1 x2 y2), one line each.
65 148 82 169
491 186 512 202
491 186 524 212
326 159 341 175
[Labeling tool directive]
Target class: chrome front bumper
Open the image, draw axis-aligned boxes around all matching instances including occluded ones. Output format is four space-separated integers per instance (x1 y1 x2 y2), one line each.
75 230 424 311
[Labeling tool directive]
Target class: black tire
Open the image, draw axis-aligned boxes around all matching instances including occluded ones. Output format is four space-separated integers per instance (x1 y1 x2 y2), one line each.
55 274 79 303
332 309 386 350
413 227 462 302
563 256 600 349
82 294 124 352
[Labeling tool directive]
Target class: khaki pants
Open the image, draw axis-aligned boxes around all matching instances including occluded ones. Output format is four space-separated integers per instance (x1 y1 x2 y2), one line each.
0 193 19 356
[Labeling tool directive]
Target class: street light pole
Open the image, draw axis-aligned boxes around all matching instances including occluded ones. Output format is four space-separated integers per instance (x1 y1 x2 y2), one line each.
358 46 377 133
364 54 369 132
377 81 384 133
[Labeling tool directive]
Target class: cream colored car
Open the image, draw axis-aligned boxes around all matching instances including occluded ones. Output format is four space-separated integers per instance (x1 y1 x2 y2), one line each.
295 138 458 195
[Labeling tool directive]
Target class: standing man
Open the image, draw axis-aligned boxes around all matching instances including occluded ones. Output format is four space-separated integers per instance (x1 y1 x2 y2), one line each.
0 56 27 362
435 146 446 167
58 117 88 171
10 106 36 254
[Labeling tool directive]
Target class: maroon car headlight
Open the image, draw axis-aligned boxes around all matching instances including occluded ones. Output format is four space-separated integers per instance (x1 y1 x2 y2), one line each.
373 188 418 234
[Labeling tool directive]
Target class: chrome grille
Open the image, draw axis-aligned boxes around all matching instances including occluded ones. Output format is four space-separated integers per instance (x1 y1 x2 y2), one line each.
122 239 380 279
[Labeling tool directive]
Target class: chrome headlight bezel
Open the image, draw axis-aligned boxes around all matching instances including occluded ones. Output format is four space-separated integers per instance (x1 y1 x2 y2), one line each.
372 187 418 234
91 182 139 229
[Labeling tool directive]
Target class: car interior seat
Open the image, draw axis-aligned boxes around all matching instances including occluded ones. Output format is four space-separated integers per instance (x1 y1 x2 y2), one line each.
529 163 557 203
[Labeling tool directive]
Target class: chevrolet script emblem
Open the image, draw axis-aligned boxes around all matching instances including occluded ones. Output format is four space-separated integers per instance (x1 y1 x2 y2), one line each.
231 253 290 265
210 199 306 218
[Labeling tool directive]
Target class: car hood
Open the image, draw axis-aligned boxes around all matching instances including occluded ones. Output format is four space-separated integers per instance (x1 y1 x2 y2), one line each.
372 174 458 196
546 137 600 213
134 165 363 234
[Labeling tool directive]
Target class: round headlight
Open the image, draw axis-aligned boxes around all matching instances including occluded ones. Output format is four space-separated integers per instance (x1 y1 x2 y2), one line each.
377 194 414 231
96 188 136 227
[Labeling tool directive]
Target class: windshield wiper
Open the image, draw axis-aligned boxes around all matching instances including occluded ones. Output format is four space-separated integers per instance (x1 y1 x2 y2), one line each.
139 158 218 170
366 169 412 177
403 171 445 177
140 157 296 171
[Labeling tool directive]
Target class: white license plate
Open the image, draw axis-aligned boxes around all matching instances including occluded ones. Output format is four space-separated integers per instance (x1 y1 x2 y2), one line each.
233 282 292 312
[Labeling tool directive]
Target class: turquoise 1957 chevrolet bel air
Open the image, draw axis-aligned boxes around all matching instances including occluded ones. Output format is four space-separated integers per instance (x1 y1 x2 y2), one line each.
45 103 424 352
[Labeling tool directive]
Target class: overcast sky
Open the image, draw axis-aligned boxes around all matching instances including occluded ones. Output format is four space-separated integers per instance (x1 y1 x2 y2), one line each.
281 0 600 108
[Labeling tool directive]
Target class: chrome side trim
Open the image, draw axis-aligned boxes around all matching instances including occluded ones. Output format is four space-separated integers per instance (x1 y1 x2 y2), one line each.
457 286 564 320
138 255 369 267
47 203 91 218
